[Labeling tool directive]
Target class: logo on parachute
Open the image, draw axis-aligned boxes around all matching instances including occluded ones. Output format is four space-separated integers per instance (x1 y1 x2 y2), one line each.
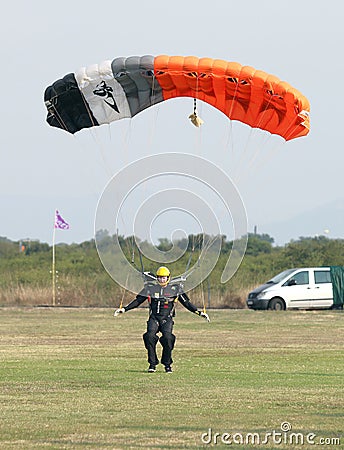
93 80 120 113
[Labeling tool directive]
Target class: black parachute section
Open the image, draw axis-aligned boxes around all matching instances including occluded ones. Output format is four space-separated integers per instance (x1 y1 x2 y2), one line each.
44 73 98 134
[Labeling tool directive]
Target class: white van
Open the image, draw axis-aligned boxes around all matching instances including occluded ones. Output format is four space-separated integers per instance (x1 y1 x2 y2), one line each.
246 267 333 310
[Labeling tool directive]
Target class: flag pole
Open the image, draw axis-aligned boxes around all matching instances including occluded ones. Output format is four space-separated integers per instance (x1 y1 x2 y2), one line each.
52 218 56 306
52 209 69 306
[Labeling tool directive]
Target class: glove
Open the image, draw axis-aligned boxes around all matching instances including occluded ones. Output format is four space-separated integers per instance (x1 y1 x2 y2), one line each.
199 311 210 322
114 307 125 317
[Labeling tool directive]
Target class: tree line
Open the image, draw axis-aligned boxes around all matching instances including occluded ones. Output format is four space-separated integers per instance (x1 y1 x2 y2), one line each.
0 233 343 308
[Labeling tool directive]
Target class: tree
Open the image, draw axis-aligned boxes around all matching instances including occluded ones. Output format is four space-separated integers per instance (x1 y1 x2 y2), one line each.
245 234 274 256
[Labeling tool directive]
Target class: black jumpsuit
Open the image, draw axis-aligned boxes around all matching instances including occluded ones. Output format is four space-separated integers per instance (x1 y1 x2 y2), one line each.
124 282 199 367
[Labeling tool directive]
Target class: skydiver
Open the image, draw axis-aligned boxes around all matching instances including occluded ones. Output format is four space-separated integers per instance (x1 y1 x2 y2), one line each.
114 266 210 373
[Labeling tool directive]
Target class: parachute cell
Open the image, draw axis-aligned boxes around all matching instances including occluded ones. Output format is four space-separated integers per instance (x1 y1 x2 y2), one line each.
44 54 310 141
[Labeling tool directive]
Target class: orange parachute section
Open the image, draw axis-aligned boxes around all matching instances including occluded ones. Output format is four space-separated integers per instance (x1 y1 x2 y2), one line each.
44 54 310 141
154 55 310 141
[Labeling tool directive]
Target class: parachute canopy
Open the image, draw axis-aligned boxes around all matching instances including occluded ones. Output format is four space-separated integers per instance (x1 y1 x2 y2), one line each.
44 55 310 141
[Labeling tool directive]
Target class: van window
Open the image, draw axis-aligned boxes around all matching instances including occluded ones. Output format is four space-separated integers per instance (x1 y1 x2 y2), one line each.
285 271 309 286
268 268 297 284
314 270 331 284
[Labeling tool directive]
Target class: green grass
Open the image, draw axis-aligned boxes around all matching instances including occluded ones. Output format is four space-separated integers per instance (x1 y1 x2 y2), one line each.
0 307 343 449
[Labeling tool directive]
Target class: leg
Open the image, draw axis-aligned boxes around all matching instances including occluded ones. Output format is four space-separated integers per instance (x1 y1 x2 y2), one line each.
143 317 159 367
159 318 176 367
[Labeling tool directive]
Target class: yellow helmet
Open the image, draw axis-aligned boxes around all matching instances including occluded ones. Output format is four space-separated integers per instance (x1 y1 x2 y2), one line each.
156 266 170 286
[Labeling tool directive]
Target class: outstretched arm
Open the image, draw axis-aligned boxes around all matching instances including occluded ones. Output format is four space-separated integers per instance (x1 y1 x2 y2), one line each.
178 292 210 322
114 293 147 316
124 294 147 312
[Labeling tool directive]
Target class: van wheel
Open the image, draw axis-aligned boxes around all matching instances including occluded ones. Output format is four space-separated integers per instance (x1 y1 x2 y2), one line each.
268 298 285 311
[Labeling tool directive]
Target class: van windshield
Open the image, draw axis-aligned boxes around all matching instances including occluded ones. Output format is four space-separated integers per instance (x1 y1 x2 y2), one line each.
266 269 297 284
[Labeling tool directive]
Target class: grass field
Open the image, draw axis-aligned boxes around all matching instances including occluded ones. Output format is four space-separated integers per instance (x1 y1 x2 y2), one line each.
0 307 343 449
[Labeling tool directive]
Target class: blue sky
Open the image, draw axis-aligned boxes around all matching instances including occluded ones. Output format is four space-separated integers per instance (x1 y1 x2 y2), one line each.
1 0 343 246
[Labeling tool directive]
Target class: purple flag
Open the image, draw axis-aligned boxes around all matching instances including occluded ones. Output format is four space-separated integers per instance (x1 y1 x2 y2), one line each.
54 210 70 230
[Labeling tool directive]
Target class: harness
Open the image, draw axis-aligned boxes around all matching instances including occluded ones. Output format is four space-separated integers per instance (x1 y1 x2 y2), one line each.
145 282 180 318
